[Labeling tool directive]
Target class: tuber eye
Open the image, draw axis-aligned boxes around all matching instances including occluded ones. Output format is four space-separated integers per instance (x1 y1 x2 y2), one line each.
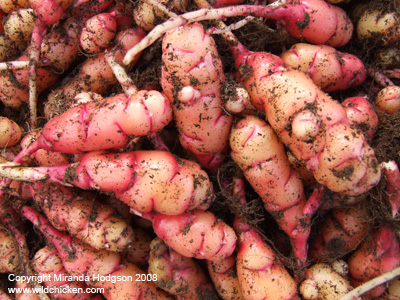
291 110 320 140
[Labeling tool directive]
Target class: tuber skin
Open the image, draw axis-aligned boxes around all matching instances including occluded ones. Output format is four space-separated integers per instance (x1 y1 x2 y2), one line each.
348 225 400 299
121 227 152 270
29 0 75 27
342 96 379 140
161 22 233 170
21 206 174 300
0 116 22 148
28 181 135 252
80 12 117 54
308 202 370 262
133 0 190 31
381 161 400 218
234 210 300 299
280 43 366 92
225 176 300 299
20 131 70 167
123 0 354 65
375 85 400 115
0 16 81 109
229 115 322 264
207 254 244 300
0 150 214 216
0 34 22 62
0 223 19 273
143 209 237 262
224 31 381 196
44 27 146 118
0 0 29 14
356 8 400 46
148 237 219 299
32 246 103 300
13 90 173 162
3 8 35 46
300 260 356 300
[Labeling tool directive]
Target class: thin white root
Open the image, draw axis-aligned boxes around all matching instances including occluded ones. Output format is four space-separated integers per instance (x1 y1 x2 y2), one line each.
105 53 138 96
207 16 255 34
0 162 21 167
339 266 400 300
28 20 47 129
123 4 294 64
123 15 189 65
0 60 29 70
193 0 256 34
29 64 38 129
122 6 261 64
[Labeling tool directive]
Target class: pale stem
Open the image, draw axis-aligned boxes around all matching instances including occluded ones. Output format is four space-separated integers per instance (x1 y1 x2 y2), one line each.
0 61 30 70
207 16 255 34
123 5 288 65
193 0 256 33
29 19 47 129
105 53 138 96
0 164 48 182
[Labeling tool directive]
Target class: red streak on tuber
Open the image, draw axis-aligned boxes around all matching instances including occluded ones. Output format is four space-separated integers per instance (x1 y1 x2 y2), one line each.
161 23 233 170
0 151 214 216
348 225 400 299
381 161 400 218
13 90 173 163
224 31 381 196
21 206 173 300
144 209 237 262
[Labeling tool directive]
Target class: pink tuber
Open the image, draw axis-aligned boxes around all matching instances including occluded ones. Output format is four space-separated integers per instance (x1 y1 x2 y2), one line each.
80 12 117 54
123 0 354 65
381 161 400 218
375 85 400 115
280 43 366 92
224 31 381 196
32 246 103 300
347 225 400 299
143 209 237 262
13 89 173 163
28 181 135 252
342 96 379 140
230 114 324 264
308 202 371 262
232 178 300 299
148 237 219 299
161 22 233 169
0 150 214 216
21 206 174 300
207 254 244 300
